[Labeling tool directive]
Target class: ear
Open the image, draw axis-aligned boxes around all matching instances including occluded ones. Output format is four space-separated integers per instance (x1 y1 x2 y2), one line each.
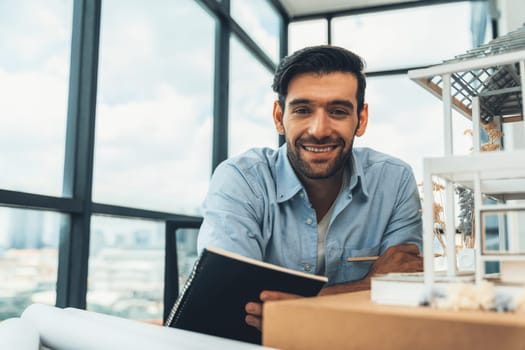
273 100 285 135
355 103 368 137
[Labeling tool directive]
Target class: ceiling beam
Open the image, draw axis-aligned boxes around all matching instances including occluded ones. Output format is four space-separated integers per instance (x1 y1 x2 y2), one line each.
288 0 485 21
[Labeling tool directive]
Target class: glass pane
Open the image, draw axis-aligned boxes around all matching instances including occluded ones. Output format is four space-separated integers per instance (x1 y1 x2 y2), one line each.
88 215 164 322
482 209 525 254
175 228 199 292
0 207 64 320
93 0 214 214
288 19 327 54
332 2 475 71
0 1 73 195
229 36 278 157
363 75 472 182
231 0 280 63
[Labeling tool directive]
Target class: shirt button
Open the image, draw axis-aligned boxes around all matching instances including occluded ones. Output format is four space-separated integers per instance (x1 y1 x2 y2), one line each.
299 192 304 198
303 264 312 272
306 218 313 225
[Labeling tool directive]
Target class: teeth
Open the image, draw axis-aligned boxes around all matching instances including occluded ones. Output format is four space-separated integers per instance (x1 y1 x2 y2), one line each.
304 146 333 153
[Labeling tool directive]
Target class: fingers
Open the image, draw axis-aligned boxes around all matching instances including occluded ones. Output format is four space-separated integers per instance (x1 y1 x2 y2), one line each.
370 244 423 275
244 291 302 331
245 302 262 331
384 243 420 256
259 290 301 302
244 315 262 330
245 314 262 331
245 302 262 317
399 254 424 272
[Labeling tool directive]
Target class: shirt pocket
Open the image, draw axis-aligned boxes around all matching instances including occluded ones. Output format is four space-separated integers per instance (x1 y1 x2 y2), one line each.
342 243 381 282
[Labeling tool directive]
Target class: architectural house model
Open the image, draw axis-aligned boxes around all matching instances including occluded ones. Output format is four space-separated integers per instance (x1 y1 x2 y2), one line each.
408 25 525 301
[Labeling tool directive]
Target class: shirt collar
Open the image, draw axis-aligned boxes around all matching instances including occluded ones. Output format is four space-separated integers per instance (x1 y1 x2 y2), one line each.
347 150 369 199
276 144 303 203
275 145 369 203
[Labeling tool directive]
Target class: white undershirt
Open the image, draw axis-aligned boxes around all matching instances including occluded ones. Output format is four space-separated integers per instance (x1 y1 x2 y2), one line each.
316 169 349 275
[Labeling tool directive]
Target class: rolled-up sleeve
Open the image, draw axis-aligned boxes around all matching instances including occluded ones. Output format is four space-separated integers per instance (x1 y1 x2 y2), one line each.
379 167 423 254
197 162 265 260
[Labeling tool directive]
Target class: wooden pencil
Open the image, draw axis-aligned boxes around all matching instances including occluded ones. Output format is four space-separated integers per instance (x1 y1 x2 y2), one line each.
347 253 442 262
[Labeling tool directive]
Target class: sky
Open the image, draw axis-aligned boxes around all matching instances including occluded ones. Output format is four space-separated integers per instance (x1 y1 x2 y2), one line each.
0 0 483 219
0 0 71 196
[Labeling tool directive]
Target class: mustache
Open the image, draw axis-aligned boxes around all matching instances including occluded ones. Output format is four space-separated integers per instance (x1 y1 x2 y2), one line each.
296 136 345 146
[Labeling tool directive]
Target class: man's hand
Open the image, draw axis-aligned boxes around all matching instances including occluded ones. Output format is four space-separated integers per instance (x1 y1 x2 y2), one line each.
319 243 423 296
246 245 423 321
244 291 301 331
367 243 423 276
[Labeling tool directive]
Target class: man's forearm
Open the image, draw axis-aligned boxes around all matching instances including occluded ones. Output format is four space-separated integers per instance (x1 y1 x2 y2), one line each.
319 244 424 296
318 277 371 296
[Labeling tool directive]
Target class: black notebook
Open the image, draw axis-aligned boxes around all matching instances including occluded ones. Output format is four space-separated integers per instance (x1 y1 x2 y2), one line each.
165 246 328 344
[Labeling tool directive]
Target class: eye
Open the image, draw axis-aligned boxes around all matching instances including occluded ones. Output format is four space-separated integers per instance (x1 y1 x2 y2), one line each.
293 107 310 115
330 109 350 117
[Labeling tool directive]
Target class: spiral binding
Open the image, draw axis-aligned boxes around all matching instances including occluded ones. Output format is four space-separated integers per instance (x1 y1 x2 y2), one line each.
165 251 206 327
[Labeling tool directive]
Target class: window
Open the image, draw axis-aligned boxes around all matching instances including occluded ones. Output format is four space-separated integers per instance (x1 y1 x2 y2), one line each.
93 0 214 214
0 1 73 196
87 215 164 322
332 2 476 71
287 2 480 182
228 36 278 157
288 19 328 54
360 75 472 181
231 0 280 63
363 75 472 181
0 207 64 320
175 228 199 292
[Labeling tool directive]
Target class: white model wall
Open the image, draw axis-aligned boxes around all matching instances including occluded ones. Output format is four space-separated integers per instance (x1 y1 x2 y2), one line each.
496 0 525 151
496 0 525 250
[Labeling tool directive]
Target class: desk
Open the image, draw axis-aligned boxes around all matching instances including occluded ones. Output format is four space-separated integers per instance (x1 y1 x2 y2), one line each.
263 291 525 350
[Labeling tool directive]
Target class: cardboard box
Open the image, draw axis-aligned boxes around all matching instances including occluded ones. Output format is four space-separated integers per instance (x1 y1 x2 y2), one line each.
263 291 525 350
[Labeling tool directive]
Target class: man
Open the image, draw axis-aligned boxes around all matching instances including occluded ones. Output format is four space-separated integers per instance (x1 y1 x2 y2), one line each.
197 45 423 330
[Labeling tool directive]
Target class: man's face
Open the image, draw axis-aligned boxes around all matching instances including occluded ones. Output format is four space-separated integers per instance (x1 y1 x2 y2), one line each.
273 72 368 180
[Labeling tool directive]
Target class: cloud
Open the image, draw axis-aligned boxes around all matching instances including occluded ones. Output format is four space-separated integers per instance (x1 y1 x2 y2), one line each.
89 0 220 214
231 0 280 62
358 74 473 182
331 2 472 71
289 19 328 54
228 36 279 157
0 1 72 195
0 0 72 71
0 69 67 195
93 85 212 214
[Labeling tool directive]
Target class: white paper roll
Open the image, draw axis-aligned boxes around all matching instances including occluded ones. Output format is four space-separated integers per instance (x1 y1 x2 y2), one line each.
0 318 40 350
21 304 269 350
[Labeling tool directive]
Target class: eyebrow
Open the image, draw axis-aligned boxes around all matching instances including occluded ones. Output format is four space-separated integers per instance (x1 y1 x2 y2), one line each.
328 100 354 111
287 98 312 107
287 98 354 111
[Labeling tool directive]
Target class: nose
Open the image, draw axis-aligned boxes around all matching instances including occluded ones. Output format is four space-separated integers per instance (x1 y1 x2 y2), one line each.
308 111 332 139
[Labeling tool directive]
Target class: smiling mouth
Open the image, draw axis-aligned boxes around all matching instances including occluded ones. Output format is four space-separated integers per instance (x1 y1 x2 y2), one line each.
303 146 337 153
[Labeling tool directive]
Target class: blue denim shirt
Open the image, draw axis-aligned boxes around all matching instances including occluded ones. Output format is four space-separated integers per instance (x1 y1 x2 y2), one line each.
197 145 423 286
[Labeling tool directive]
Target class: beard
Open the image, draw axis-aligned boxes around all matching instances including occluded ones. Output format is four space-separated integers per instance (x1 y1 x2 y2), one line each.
286 135 354 180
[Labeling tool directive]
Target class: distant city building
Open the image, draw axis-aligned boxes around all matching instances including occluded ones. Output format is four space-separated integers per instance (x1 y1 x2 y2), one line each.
8 209 45 249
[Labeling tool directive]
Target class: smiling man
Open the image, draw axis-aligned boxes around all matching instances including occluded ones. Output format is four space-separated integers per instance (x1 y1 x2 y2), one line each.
197 45 423 331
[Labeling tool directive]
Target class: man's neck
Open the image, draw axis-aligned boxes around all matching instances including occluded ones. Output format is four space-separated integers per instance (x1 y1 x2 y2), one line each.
301 170 344 222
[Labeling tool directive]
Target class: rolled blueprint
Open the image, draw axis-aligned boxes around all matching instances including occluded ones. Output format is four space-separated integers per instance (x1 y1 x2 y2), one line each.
0 317 40 350
21 304 269 350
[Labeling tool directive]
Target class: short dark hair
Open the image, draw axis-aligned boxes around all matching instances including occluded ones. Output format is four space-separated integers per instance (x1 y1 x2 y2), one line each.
272 45 366 114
